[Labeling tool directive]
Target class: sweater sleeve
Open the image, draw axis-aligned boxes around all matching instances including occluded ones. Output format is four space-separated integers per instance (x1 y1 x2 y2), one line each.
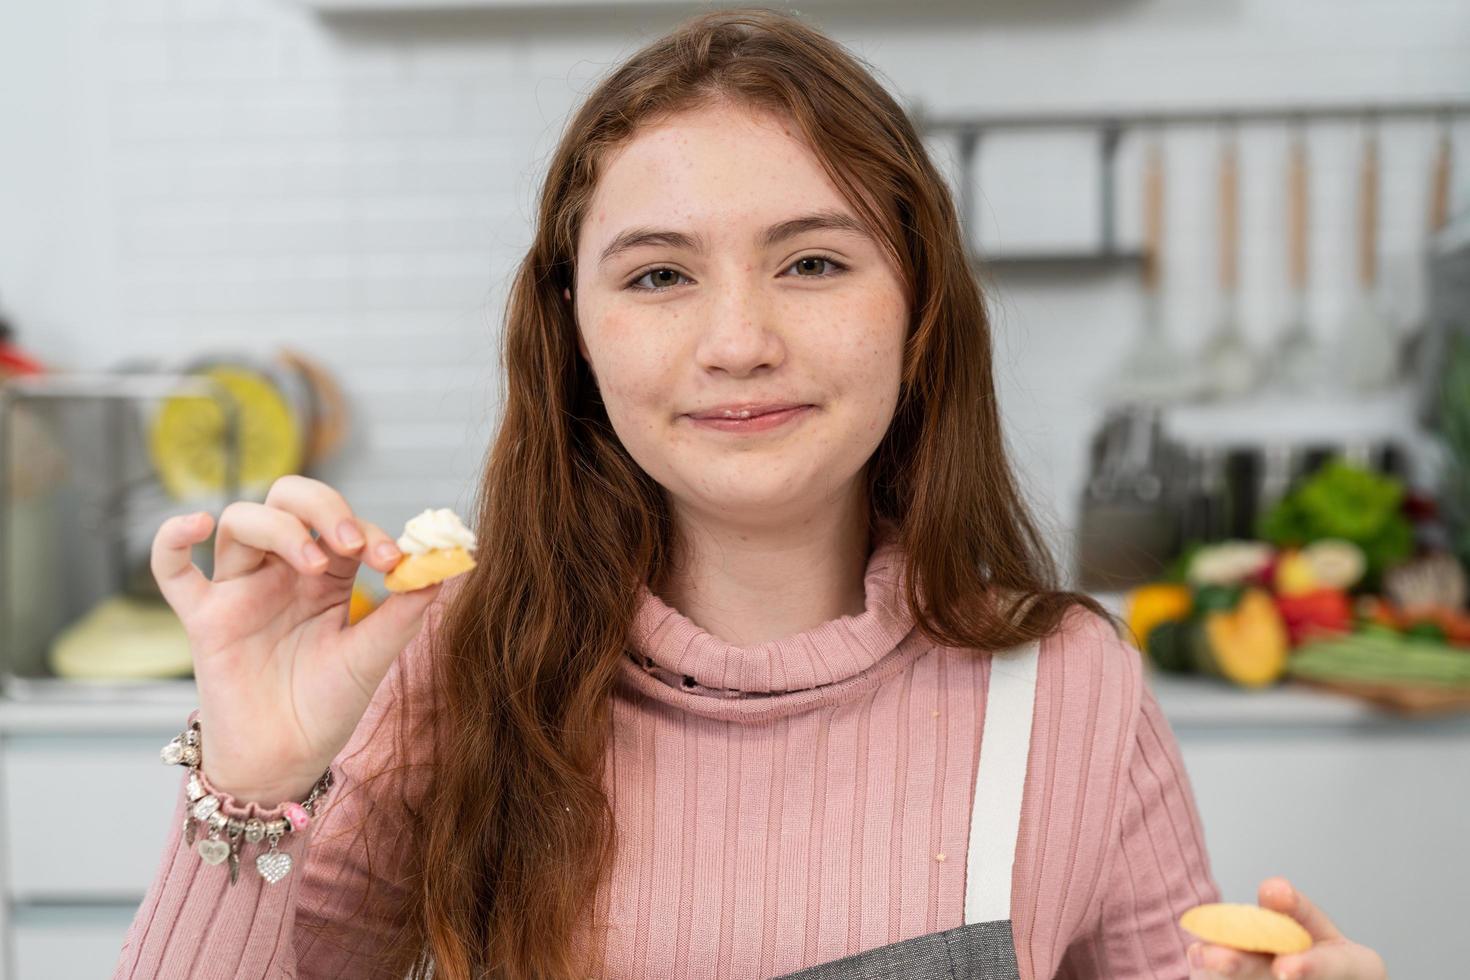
1055 677 1223 980
112 596 446 980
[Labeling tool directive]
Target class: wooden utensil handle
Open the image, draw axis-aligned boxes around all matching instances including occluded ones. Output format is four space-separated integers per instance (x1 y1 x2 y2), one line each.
1219 137 1239 292
1288 135 1308 291
1142 141 1164 291
1430 131 1452 234
1358 132 1378 289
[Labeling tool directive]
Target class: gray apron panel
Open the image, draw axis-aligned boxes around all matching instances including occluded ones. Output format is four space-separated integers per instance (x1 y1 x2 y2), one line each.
773 918 1019 980
771 640 1038 980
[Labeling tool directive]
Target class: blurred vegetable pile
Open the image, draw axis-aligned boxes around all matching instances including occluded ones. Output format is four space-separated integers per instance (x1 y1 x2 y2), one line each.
1256 459 1412 588
1124 458 1470 691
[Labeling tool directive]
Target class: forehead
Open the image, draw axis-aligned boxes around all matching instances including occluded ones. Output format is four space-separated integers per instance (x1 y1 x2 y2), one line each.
581 105 854 249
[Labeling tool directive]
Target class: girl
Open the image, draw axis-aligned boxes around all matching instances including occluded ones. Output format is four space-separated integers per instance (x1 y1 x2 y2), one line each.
116 9 1386 980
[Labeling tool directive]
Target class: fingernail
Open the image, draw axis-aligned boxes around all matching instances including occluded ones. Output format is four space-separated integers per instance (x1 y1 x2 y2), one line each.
1188 944 1203 968
337 520 364 548
377 542 400 562
303 541 328 566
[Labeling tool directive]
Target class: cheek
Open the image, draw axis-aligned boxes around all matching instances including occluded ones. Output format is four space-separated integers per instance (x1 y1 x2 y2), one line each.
585 314 677 421
819 298 906 437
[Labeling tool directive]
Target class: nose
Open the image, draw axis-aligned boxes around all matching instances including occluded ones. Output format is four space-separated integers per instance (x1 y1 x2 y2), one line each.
693 270 785 377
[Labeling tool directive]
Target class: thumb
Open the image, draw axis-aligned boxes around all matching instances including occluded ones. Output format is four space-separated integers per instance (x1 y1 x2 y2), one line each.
346 582 443 679
1258 877 1342 943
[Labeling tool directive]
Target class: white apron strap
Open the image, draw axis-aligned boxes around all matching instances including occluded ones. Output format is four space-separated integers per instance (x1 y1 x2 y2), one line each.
963 638 1041 925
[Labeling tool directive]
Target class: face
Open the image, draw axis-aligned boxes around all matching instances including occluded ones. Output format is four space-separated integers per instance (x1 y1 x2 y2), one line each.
569 102 908 532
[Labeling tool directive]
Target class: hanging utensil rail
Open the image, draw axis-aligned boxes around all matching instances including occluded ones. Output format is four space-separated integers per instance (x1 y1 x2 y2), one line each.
910 98 1470 271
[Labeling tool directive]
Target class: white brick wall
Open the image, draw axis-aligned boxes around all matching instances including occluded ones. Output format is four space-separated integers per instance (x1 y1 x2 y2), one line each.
2 0 1467 565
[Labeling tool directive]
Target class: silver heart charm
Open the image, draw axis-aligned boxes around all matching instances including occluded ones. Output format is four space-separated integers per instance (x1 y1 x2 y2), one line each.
256 850 293 884
197 839 230 865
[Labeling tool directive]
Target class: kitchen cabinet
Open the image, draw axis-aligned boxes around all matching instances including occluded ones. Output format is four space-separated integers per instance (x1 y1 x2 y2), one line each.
1151 671 1470 980
0 678 1464 978
0 699 188 980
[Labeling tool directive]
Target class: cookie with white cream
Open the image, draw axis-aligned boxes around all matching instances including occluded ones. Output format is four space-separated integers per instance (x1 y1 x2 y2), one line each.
384 508 477 592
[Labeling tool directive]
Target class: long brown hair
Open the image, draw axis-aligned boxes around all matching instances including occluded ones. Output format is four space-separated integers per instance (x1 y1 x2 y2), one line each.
373 8 1111 978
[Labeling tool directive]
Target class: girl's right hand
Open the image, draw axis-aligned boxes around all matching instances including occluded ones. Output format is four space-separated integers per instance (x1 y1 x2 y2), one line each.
149 475 445 807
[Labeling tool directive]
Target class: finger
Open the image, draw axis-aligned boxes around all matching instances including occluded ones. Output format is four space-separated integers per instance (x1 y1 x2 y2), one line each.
343 581 443 686
1189 941 1235 979
263 475 371 560
150 512 214 613
1273 941 1387 980
213 501 334 581
1198 943 1274 979
1190 952 1245 980
1258 877 1344 942
354 519 403 574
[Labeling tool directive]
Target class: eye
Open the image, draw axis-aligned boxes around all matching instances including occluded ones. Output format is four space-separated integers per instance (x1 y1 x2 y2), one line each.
787 254 847 278
627 267 689 292
624 254 850 292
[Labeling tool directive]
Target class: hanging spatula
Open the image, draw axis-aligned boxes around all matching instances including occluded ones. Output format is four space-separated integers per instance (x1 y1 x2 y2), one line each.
1106 134 1197 404
1267 122 1329 393
1336 122 1399 393
1198 127 1259 399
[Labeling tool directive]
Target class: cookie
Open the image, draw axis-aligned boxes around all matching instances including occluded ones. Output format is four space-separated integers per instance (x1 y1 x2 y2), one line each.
1179 903 1313 956
384 546 476 593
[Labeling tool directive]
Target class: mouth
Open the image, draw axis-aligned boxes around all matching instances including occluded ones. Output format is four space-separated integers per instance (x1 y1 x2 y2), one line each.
684 404 815 433
687 402 812 420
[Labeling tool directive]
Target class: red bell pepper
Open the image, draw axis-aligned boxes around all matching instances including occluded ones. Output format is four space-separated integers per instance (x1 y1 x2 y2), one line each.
1275 588 1353 646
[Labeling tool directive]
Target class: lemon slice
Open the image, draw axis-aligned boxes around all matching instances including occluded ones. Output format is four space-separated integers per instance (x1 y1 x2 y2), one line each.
149 365 303 499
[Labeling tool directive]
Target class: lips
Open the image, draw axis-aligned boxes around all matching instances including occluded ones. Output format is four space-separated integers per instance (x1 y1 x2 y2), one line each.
688 402 810 420
685 404 815 434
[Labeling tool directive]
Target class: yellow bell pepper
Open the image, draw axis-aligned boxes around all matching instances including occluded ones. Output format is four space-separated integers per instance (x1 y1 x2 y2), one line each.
1125 583 1193 650
1274 550 1319 597
348 583 379 625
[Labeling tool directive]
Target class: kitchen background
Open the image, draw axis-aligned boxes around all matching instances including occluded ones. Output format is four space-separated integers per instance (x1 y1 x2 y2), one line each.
1 0 1469 977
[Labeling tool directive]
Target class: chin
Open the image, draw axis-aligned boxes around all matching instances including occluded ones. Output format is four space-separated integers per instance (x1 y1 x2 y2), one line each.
694 496 809 525
690 463 838 509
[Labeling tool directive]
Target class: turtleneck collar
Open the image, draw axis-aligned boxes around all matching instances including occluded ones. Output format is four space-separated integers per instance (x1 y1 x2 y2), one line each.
621 519 921 713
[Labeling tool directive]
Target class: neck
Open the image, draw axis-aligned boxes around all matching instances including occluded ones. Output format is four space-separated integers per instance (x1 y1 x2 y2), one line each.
657 491 871 648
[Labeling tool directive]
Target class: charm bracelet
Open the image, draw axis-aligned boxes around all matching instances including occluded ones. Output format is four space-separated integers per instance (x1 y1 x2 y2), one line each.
160 714 334 886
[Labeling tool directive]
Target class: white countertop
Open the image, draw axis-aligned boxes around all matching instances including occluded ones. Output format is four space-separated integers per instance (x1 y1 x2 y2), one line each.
0 680 196 734
0 590 1463 734
2 670 1466 736
1146 670 1396 729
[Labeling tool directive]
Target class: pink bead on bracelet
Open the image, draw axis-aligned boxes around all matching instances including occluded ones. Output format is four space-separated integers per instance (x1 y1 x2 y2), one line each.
283 802 311 832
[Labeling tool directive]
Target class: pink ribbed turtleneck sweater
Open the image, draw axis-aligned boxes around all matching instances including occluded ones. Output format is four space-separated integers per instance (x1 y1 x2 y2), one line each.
114 523 1220 979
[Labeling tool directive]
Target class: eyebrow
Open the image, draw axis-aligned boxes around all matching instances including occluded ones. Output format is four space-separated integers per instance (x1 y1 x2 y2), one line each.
596 208 871 267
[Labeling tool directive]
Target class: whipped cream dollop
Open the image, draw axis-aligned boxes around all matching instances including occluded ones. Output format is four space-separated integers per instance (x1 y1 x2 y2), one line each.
396 508 477 556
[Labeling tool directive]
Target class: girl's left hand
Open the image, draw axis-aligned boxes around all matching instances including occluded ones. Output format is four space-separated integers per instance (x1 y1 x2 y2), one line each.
1187 877 1387 980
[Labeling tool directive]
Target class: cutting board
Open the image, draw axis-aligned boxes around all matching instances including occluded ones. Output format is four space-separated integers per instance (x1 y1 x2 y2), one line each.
1290 676 1470 717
